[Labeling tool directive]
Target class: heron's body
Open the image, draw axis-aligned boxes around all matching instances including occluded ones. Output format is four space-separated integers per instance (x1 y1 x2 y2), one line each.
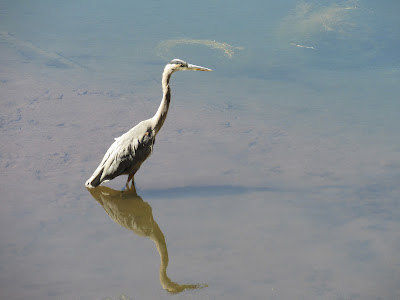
85 59 211 188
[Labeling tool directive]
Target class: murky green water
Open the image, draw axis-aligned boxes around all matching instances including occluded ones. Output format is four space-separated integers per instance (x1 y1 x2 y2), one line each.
1 1 400 299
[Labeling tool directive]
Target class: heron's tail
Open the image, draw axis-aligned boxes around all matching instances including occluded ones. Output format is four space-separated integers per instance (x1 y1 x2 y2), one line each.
85 168 103 188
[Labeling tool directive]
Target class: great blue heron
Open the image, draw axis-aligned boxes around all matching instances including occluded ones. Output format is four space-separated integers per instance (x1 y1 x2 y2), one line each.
85 59 212 188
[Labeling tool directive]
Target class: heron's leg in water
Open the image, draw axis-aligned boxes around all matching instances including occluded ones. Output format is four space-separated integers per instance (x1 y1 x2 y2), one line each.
126 180 137 193
126 174 135 188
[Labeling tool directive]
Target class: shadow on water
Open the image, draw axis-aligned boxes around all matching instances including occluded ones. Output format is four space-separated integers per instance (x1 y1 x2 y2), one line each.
140 185 277 199
86 184 207 294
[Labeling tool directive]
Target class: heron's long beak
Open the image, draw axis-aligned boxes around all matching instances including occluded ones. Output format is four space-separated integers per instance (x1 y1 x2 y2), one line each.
187 63 213 72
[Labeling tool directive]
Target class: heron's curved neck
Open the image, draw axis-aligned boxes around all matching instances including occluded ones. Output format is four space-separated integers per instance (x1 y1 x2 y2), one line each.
152 66 174 134
150 223 202 293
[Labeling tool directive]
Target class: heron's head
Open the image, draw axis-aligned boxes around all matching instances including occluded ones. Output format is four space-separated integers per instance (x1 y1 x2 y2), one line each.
167 59 212 73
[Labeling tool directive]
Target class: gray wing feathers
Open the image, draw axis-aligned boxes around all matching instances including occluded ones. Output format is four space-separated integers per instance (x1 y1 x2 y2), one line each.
85 137 129 187
100 137 140 181
86 121 155 188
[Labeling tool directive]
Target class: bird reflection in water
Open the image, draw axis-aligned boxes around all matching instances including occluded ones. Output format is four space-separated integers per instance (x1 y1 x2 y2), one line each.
87 184 207 294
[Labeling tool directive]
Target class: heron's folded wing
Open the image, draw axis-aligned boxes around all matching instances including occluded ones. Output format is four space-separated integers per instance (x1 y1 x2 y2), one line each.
100 127 155 182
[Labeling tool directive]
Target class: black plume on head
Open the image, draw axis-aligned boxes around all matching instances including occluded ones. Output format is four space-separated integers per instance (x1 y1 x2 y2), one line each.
169 59 188 67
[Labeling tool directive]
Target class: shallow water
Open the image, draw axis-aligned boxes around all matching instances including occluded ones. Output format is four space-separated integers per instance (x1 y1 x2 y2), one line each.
1 1 400 299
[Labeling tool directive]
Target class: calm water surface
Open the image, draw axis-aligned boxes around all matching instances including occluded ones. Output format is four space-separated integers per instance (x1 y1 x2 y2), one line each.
1 1 400 299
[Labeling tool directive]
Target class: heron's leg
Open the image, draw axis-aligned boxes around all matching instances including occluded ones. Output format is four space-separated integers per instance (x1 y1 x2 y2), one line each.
126 173 134 189
129 180 137 193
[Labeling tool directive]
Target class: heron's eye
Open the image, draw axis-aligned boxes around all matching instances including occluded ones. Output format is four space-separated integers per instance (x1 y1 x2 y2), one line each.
180 64 185 67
